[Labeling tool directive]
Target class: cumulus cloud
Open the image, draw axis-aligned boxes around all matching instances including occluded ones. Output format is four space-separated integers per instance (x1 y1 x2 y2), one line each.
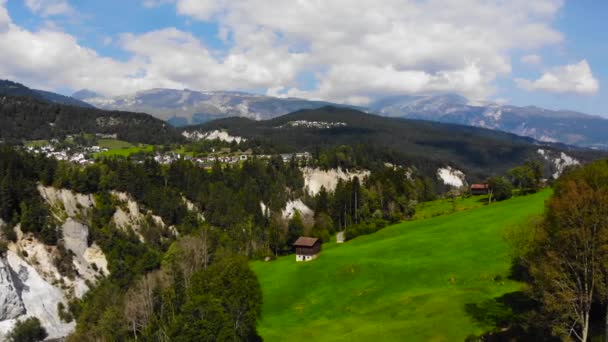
25 0 72 17
1 0 566 102
141 0 174 8
168 0 564 103
516 60 599 95
0 0 9 31
521 54 542 65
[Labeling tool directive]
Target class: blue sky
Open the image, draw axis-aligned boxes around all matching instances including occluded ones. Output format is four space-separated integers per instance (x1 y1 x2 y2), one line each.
1 0 606 116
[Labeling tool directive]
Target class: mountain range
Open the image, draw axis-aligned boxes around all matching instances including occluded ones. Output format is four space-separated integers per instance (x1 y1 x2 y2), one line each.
368 94 608 150
72 88 356 126
2 79 608 150
73 87 608 150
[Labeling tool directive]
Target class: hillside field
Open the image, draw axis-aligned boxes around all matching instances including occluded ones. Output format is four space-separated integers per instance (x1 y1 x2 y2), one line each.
94 139 153 157
252 190 552 341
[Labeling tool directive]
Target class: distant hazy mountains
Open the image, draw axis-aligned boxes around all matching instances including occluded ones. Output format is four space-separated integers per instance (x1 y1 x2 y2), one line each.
73 88 352 127
368 94 608 150
74 87 608 149
4 78 607 149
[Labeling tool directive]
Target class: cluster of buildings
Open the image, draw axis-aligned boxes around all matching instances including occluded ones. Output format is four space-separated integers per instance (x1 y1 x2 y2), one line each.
153 152 312 167
24 143 107 165
22 139 312 169
280 120 347 129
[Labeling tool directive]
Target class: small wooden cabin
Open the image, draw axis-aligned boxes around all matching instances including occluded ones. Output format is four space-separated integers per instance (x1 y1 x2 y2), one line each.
470 183 490 195
294 237 322 262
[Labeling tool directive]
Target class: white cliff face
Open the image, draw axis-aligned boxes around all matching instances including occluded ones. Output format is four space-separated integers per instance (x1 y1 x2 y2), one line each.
0 186 194 339
437 167 467 188
0 256 25 321
183 196 205 221
61 219 108 297
537 149 581 179
38 185 94 218
110 191 172 242
0 186 108 339
282 200 314 220
0 250 75 340
302 168 370 196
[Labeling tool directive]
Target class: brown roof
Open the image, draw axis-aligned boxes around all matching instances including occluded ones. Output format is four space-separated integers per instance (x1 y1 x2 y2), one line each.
470 184 489 189
293 237 320 247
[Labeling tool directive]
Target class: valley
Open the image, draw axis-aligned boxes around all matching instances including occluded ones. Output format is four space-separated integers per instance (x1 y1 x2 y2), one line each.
0 77 607 341
2 2 608 340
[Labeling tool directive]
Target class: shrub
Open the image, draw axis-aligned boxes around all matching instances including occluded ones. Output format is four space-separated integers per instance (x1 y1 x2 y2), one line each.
7 317 48 342
0 240 8 256
57 302 74 323
488 176 513 202
2 224 17 242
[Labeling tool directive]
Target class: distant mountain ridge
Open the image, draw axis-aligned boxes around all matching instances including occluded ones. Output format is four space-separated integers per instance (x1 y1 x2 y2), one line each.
74 88 358 126
0 94 183 144
368 94 608 150
181 106 604 181
73 86 608 149
0 80 93 108
4 78 606 149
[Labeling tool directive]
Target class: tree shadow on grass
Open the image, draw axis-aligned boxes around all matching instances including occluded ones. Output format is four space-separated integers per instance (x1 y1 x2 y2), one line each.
464 292 557 341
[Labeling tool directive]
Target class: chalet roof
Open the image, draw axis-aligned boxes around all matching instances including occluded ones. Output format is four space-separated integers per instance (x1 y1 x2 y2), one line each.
470 184 489 189
293 237 320 247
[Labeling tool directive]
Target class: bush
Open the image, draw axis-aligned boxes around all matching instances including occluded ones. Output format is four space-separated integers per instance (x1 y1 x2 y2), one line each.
57 302 74 323
488 176 513 202
7 317 48 342
54 244 77 279
2 224 17 242
0 240 8 256
344 218 389 241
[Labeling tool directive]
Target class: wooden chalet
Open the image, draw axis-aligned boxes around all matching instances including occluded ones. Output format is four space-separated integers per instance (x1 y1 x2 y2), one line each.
294 237 322 262
470 183 490 195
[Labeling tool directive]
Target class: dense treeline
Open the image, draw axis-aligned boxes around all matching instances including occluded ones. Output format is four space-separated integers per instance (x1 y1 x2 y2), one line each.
0 143 442 254
0 147 57 244
0 95 183 144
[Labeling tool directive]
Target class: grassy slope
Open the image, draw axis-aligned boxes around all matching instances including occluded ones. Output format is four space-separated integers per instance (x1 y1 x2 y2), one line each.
94 139 153 158
252 190 551 341
413 194 489 220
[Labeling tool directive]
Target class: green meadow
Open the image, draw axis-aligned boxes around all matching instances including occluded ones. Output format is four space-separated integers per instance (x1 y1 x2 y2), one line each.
94 139 153 158
413 194 490 220
252 190 551 341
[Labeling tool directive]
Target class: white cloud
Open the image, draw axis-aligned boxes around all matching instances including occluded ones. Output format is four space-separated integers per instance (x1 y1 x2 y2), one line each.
516 60 599 95
0 0 9 32
168 0 564 103
25 0 72 17
521 54 542 66
1 0 566 103
141 0 174 8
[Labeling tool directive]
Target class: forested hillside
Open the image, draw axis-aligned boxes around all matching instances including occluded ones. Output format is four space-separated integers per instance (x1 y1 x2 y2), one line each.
0 95 184 145
0 80 93 108
0 144 440 340
183 106 603 181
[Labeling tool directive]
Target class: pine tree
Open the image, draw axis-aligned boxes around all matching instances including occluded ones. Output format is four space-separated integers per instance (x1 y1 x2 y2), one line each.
0 175 14 221
287 211 305 248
